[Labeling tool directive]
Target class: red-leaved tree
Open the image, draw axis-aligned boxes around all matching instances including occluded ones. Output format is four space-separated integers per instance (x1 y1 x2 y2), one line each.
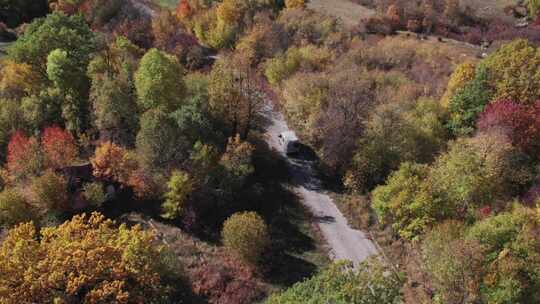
6 131 42 180
477 100 540 158
42 125 78 169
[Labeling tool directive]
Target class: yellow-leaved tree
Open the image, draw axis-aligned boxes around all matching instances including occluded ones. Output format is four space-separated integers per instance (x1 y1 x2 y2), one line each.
441 62 476 107
221 211 269 264
0 212 183 303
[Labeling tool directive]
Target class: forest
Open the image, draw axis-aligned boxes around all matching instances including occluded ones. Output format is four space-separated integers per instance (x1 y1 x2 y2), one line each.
0 0 539 303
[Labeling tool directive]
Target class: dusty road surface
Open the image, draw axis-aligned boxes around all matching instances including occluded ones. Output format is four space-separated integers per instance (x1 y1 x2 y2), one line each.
263 104 378 266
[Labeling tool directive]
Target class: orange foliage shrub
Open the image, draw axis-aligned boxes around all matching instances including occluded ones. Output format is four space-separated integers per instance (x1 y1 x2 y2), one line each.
90 141 137 184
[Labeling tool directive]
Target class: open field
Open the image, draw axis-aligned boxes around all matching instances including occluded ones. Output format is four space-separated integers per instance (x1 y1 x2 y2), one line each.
307 0 375 27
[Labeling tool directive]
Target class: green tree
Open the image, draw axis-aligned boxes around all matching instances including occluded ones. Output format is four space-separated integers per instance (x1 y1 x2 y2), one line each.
136 109 188 170
162 171 194 220
448 65 493 135
47 49 83 94
170 94 220 146
8 12 96 82
221 211 269 264
264 49 301 86
266 260 402 304
8 12 96 135
20 89 64 132
90 74 139 146
134 49 185 112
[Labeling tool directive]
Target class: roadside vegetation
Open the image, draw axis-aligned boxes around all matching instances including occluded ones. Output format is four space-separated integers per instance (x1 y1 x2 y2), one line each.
0 0 539 303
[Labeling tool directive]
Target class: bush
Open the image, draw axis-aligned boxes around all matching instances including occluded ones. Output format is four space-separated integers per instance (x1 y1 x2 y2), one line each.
82 182 106 208
221 211 269 264
29 170 68 212
365 17 393 35
372 162 437 240
0 188 33 228
264 51 301 86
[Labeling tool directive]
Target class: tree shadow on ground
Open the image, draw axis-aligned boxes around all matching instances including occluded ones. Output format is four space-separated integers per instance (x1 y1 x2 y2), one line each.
249 137 324 287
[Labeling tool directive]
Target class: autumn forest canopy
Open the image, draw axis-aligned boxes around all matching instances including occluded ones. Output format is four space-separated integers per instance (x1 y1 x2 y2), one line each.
0 0 539 303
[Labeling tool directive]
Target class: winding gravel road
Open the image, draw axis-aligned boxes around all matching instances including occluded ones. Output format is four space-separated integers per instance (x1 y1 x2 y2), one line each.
263 104 378 266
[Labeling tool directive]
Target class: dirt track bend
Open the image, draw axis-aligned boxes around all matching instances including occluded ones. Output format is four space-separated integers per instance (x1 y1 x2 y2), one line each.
263 104 378 266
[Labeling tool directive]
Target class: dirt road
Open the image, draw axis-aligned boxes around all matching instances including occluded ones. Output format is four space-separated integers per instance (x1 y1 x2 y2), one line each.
263 105 378 266
129 0 157 18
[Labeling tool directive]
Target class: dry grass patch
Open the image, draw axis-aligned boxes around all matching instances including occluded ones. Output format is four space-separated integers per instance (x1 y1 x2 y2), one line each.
307 0 375 28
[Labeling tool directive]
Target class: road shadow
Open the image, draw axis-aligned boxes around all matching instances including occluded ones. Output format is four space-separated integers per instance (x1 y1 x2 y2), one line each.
312 215 336 224
289 143 319 162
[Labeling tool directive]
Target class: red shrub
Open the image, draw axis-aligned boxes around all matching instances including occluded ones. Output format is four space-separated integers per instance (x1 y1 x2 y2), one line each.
477 100 540 158
176 1 192 19
42 126 78 169
191 255 264 304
